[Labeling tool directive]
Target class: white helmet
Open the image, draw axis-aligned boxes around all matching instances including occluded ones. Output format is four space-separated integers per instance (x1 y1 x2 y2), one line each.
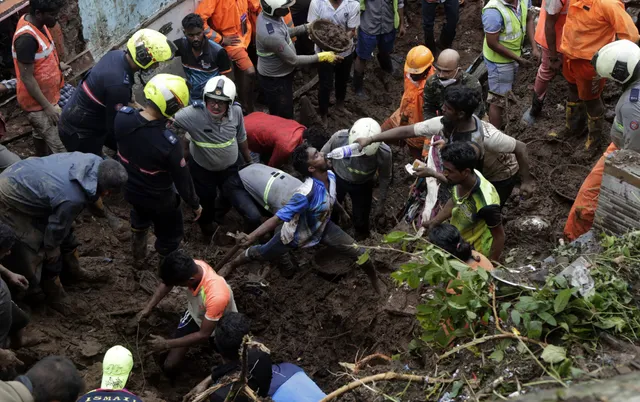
203 76 236 103
592 39 640 84
349 118 381 156
260 0 295 16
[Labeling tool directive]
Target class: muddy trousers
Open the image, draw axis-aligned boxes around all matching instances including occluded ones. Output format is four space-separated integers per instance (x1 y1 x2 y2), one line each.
317 53 354 116
26 109 67 155
259 72 294 119
333 175 374 238
130 195 184 256
422 0 459 51
564 142 618 241
490 174 518 208
189 159 262 232
246 221 364 261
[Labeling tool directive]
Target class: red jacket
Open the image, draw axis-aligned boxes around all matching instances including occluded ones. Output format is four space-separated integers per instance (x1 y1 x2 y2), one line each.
244 112 305 168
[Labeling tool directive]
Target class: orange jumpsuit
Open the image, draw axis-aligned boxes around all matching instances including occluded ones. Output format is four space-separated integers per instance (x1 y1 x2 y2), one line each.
382 68 435 159
196 0 255 71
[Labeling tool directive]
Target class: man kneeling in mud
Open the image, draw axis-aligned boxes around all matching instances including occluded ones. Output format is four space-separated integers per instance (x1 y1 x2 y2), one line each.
223 143 381 293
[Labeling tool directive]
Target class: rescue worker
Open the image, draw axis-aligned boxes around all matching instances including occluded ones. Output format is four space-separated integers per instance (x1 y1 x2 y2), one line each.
196 0 256 113
425 142 504 261
58 29 175 156
238 163 302 214
565 40 640 240
422 0 459 56
138 250 238 377
173 76 259 236
0 154 128 313
223 143 382 293
307 0 360 124
321 118 393 240
353 0 405 99
114 74 202 264
356 86 535 206
482 0 538 129
557 0 638 149
521 0 570 125
0 356 84 402
76 346 142 402
173 14 233 101
11 0 67 156
423 49 485 121
256 0 340 119
381 45 435 159
244 112 328 167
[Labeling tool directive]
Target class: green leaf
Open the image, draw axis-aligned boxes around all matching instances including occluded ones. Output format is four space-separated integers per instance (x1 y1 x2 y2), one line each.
384 231 408 243
466 310 477 320
489 349 505 362
594 317 626 332
447 301 467 310
356 251 370 265
516 296 540 312
449 259 470 272
511 310 521 326
517 342 527 354
450 381 463 398
527 320 543 339
557 358 573 378
559 322 570 332
538 312 558 326
554 275 568 289
554 288 573 313
407 272 421 289
541 345 567 364
477 267 489 281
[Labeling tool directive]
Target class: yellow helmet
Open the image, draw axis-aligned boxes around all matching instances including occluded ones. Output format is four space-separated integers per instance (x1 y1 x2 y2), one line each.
405 45 434 75
127 29 176 69
144 74 189 117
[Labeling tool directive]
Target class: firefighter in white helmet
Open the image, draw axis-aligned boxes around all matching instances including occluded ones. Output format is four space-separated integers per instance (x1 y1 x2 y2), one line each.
565 39 640 240
255 0 340 119
320 118 392 240
172 76 261 237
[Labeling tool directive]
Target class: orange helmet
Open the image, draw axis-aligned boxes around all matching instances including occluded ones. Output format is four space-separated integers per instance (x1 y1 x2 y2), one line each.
405 46 434 74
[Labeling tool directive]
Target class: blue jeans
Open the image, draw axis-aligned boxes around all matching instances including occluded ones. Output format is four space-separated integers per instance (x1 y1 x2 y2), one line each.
422 0 459 51
247 221 364 261
355 29 396 61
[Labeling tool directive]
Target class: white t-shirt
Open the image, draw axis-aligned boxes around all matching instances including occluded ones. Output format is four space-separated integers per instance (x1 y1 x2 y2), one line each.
307 0 360 57
544 0 566 15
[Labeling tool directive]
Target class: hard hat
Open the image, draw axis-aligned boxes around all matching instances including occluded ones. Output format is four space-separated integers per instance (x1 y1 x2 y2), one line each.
127 29 176 69
203 76 236 103
101 345 134 390
405 45 434 75
348 118 381 156
592 39 640 84
260 0 295 16
144 74 189 117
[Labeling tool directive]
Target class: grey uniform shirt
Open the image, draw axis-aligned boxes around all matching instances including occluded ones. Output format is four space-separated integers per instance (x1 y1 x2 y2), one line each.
173 102 246 172
321 130 392 201
359 0 403 36
611 79 640 152
238 163 302 213
256 13 319 77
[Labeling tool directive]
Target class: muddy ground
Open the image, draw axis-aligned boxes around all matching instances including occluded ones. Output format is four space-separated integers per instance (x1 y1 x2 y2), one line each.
0 0 629 400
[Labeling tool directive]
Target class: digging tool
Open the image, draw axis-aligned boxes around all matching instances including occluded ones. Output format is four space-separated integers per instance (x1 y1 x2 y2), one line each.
215 232 247 277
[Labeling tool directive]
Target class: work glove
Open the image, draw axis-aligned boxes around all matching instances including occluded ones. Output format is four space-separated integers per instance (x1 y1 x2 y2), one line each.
318 51 339 63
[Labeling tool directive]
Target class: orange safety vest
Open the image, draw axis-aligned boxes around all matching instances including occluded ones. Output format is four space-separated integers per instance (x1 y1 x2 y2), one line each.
11 15 63 112
386 69 434 150
534 0 569 52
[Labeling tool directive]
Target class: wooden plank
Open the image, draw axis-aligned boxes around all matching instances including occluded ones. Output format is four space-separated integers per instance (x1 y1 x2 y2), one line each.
293 75 319 99
0 0 28 22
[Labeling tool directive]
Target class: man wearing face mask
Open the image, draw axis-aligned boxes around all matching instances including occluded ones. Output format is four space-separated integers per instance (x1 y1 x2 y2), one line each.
173 14 233 102
173 76 260 237
59 29 176 156
422 49 485 121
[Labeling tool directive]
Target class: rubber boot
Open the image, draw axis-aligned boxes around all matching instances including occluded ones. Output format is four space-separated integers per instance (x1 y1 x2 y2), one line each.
41 276 70 315
33 138 49 157
131 229 149 263
557 101 587 137
360 260 382 295
353 71 368 100
585 113 604 150
277 253 297 279
521 92 544 126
